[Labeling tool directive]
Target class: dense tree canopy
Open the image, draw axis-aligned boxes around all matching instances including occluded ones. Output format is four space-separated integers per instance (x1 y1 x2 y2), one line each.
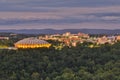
0 41 120 80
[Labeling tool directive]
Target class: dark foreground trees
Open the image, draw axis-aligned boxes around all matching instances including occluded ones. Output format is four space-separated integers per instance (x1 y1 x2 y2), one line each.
0 43 119 80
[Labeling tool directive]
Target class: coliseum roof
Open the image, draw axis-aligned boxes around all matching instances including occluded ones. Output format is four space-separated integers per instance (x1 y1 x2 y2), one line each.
15 37 49 45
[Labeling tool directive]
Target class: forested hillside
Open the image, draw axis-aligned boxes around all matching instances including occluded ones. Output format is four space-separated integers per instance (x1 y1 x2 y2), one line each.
0 42 120 80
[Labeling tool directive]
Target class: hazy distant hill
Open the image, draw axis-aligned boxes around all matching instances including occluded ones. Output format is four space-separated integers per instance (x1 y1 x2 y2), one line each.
0 29 120 34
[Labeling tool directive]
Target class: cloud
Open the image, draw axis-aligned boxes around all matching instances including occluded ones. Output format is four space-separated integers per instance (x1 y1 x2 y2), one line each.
0 6 120 28
1 0 120 7
0 18 82 25
0 0 120 29
0 6 120 18
1 22 120 30
101 16 120 21
0 0 120 11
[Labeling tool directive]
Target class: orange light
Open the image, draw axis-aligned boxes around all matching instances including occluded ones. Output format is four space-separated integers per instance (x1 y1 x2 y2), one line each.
15 44 51 49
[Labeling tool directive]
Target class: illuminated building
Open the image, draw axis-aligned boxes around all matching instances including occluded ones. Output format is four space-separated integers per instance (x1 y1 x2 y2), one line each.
0 37 9 40
14 38 51 49
63 32 71 36
116 35 120 41
97 36 108 44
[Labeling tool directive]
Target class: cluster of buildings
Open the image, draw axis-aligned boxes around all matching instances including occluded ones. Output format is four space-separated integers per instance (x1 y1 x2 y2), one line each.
39 32 120 47
39 32 89 47
1 32 120 49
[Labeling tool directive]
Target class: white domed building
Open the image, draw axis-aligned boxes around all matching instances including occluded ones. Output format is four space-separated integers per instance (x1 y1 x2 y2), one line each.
14 37 51 48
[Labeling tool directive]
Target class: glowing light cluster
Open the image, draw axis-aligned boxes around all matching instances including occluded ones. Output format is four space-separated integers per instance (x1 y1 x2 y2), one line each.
14 38 51 49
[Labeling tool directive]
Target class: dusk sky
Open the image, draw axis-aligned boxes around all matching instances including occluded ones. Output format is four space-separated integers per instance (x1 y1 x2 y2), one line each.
0 0 120 29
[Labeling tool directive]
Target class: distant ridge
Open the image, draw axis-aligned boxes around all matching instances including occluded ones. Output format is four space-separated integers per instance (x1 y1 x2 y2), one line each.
0 29 120 34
